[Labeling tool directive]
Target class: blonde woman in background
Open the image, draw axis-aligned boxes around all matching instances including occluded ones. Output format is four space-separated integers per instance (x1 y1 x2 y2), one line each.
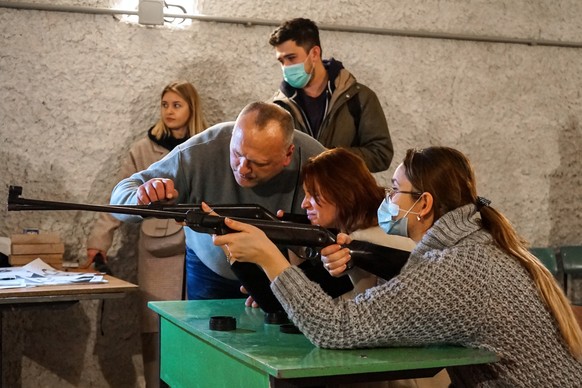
86 80 208 388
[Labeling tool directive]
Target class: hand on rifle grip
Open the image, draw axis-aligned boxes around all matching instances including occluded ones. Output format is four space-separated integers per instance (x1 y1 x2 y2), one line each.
321 233 353 277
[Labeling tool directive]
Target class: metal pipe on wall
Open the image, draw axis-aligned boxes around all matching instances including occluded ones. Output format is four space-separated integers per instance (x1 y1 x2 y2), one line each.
1 1 582 48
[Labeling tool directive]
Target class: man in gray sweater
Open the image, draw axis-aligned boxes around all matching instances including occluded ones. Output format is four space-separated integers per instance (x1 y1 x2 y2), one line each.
110 101 326 300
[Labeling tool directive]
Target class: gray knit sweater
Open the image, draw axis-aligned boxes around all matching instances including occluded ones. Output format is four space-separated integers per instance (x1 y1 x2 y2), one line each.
272 204 582 387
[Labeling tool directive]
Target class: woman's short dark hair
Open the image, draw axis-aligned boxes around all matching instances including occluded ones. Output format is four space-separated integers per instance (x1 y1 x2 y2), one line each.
301 148 383 233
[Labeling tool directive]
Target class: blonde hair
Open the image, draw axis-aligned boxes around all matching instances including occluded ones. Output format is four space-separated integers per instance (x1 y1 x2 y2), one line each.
151 80 208 140
403 146 582 359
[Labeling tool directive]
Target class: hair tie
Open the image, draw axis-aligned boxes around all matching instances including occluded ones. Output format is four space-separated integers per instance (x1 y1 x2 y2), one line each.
476 196 491 210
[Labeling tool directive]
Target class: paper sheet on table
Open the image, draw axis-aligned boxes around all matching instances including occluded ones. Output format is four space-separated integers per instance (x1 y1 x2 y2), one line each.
0 258 107 289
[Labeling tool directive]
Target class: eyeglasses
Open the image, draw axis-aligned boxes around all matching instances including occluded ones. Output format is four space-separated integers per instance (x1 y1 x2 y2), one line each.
385 187 423 200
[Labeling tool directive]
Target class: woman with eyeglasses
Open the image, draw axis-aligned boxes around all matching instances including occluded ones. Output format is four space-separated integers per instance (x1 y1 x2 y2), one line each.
213 146 582 386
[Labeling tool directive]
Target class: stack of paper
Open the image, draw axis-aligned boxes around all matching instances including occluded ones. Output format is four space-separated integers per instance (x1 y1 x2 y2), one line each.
0 259 107 289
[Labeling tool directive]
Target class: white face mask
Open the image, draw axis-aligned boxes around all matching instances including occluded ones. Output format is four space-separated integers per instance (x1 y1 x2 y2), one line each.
377 197 421 237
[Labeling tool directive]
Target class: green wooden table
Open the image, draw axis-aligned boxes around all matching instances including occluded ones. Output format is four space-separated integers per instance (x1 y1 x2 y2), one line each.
149 299 498 387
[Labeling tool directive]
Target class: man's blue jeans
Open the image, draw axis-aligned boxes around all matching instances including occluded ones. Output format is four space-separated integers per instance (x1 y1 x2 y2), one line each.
185 246 246 300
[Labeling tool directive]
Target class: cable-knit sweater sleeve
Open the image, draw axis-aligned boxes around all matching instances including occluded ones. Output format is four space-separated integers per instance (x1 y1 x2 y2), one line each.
271 242 492 350
271 204 582 386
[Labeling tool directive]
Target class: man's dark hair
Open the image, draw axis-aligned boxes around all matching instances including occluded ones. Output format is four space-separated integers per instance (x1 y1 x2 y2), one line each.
268 18 321 53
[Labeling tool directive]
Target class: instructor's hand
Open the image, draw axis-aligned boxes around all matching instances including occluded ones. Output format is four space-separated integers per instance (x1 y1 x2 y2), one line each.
136 178 179 204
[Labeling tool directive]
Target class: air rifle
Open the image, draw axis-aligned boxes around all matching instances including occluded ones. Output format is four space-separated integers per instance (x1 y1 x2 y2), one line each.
7 186 410 319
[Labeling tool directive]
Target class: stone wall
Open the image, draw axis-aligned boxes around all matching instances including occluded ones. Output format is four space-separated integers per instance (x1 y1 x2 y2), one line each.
1 0 581 386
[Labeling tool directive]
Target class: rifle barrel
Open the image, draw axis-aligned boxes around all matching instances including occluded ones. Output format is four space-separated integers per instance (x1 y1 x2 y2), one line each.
8 195 187 220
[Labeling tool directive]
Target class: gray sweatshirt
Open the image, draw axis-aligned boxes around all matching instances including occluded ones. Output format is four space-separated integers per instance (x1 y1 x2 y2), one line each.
272 204 582 387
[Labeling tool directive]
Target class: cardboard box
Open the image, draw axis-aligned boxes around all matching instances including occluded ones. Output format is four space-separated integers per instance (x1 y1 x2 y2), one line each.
10 232 61 244
9 253 63 266
11 243 65 255
10 233 64 266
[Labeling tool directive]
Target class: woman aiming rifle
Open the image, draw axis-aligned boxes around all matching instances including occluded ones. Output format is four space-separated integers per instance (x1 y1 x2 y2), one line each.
213 146 582 386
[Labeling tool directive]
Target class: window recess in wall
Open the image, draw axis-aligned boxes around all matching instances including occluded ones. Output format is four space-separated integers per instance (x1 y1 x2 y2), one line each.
117 0 197 27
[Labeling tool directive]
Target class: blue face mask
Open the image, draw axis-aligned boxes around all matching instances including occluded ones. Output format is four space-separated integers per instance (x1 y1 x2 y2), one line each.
377 197 421 237
282 57 313 89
